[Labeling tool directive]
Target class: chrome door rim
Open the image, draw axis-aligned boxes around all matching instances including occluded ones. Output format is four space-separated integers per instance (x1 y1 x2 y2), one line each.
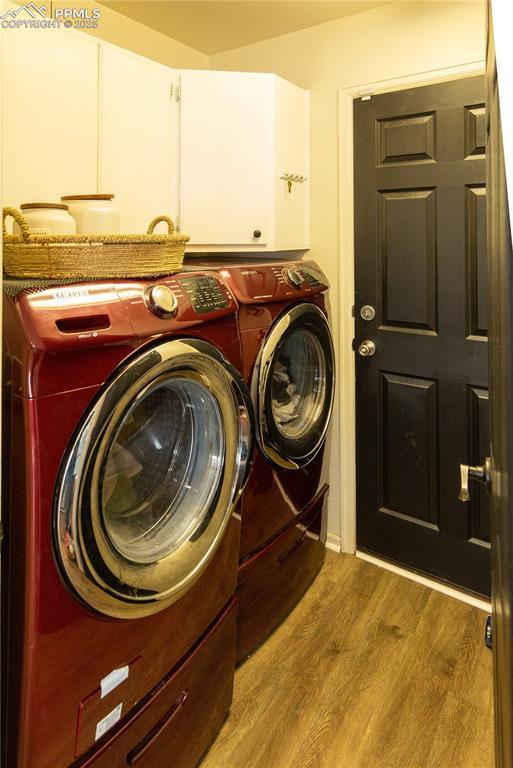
251 303 335 469
54 338 252 619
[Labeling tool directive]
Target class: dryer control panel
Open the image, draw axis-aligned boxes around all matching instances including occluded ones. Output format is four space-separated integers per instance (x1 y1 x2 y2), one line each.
215 260 329 305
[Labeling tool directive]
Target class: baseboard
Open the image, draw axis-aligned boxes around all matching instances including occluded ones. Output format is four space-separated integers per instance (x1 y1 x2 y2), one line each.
356 550 492 613
325 533 341 553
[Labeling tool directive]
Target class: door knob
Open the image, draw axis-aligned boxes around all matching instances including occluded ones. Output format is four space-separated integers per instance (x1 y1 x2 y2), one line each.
360 305 376 321
358 340 376 357
459 457 491 502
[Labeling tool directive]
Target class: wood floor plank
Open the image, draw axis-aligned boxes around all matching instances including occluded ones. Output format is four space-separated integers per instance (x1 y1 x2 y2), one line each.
202 552 494 768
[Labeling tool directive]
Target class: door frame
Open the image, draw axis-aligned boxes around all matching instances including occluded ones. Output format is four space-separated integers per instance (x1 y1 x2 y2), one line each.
335 59 485 556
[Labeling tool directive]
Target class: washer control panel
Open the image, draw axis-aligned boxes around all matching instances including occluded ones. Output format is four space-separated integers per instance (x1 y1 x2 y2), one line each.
180 275 230 315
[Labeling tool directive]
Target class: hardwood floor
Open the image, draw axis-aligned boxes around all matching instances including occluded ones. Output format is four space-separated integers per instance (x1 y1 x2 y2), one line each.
202 551 494 768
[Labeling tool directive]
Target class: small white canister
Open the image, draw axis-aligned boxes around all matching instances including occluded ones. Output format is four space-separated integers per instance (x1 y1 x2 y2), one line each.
15 203 76 235
61 194 120 234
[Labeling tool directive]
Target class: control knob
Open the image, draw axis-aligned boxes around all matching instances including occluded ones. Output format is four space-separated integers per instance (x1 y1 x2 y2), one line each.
145 284 178 318
284 267 303 289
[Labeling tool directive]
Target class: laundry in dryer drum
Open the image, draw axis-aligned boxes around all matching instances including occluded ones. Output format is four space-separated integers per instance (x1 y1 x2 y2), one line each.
272 361 302 424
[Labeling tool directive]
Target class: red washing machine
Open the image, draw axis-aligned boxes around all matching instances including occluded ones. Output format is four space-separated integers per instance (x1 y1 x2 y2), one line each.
2 272 252 768
183 260 335 661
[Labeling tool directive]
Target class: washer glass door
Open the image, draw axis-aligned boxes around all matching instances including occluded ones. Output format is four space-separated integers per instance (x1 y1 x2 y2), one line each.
55 338 252 618
253 303 335 469
102 376 224 564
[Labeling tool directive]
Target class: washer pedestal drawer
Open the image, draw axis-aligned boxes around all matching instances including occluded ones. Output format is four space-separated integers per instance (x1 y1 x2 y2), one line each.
236 494 326 664
77 600 236 768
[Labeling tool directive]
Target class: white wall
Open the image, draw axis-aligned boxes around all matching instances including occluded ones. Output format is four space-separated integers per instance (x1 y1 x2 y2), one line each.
211 0 487 547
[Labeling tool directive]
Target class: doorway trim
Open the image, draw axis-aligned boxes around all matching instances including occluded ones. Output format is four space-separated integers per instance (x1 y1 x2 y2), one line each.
336 59 486 556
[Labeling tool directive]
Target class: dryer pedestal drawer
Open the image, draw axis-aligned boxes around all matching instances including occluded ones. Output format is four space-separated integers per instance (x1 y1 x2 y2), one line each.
236 498 326 663
78 600 236 768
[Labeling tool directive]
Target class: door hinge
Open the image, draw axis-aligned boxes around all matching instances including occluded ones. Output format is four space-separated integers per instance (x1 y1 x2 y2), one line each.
170 84 181 101
352 338 356 351
352 304 355 317
175 216 181 233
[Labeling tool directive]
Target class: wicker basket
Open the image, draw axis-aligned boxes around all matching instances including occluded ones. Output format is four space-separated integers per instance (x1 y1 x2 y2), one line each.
2 207 190 279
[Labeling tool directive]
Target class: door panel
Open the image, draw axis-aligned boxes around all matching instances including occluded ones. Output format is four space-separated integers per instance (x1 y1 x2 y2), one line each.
466 185 488 335
468 386 490 544
378 188 437 331
377 111 435 165
355 76 490 596
380 372 439 526
487 6 513 764
464 103 486 158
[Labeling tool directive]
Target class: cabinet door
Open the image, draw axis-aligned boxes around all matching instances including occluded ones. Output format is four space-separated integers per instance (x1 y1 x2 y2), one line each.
2 28 98 211
274 78 310 250
180 71 273 248
99 46 175 234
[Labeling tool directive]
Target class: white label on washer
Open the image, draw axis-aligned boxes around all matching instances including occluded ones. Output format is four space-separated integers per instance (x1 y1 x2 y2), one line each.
52 287 90 304
95 703 122 741
101 665 129 699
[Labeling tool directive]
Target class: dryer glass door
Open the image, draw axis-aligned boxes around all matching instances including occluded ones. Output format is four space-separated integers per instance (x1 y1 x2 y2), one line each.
55 338 252 618
253 303 335 469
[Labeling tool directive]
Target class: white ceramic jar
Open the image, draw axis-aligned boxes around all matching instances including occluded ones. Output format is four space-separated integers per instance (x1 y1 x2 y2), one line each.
15 203 76 235
61 194 120 234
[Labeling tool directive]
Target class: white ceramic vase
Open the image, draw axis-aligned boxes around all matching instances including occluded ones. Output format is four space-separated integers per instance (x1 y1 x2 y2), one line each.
15 203 76 235
61 194 121 234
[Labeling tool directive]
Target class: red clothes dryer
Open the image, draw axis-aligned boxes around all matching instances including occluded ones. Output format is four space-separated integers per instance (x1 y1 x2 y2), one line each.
184 260 335 661
2 272 252 768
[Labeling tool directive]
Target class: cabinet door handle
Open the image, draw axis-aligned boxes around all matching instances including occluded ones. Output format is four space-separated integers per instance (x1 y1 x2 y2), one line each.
127 691 188 765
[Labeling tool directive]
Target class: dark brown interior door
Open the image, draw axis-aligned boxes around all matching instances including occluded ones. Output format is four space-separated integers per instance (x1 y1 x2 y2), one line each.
354 76 490 596
487 7 513 764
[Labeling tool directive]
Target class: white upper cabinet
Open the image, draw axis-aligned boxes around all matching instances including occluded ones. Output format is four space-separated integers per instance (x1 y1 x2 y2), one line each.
99 46 175 234
180 71 310 252
2 28 98 210
274 77 310 251
179 71 273 248
2 35 310 251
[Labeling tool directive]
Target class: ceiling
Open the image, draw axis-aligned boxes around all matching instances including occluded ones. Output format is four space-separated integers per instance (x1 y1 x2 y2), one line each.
101 1 396 55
